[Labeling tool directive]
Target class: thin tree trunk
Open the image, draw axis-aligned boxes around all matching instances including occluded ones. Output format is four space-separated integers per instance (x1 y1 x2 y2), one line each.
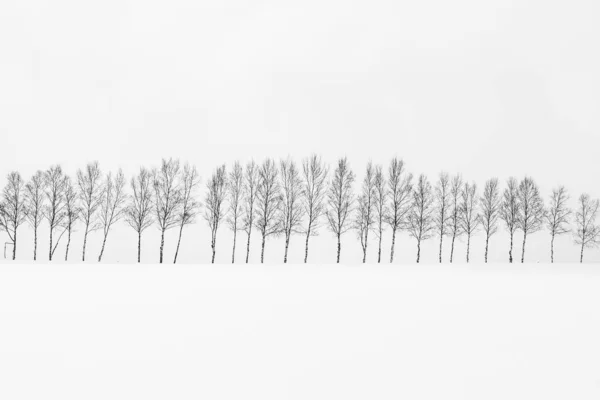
304 231 310 263
137 231 142 263
416 239 421 263
580 243 584 263
159 228 165 263
173 223 184 264
390 229 397 263
98 234 108 262
509 231 514 263
65 227 72 261
211 233 217 264
450 233 456 263
33 228 37 261
550 234 555 263
260 233 266 263
377 234 382 263
439 236 443 263
49 228 53 261
521 231 527 263
484 235 490 263
231 230 237 264
336 235 341 263
283 234 290 263
466 233 471 263
12 231 17 261
245 228 252 264
82 229 88 262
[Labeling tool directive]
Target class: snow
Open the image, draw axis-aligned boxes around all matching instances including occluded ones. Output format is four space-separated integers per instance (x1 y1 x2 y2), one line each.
1 263 599 399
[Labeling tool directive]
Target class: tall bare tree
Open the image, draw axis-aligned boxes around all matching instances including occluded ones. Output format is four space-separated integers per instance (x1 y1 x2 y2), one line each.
355 162 376 263
77 161 103 261
174 163 201 264
24 171 45 260
125 167 154 263
255 159 282 263
44 165 68 261
301 154 329 263
279 158 304 263
407 174 435 263
500 177 521 263
434 172 451 263
517 177 545 263
98 169 127 262
0 172 27 260
448 174 463 263
153 158 182 263
63 177 80 261
227 162 244 263
204 165 227 263
242 160 259 263
327 157 355 263
460 182 479 263
479 178 500 263
385 158 412 263
546 186 571 263
574 193 600 263
373 165 387 263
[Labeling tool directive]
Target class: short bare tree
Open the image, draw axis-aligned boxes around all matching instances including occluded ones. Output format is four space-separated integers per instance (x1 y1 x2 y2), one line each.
546 186 571 263
44 165 68 261
98 169 127 262
279 158 304 263
500 177 521 263
63 177 80 261
242 160 259 263
326 157 355 263
373 165 387 263
255 159 282 263
301 154 329 263
355 162 376 263
174 163 201 264
204 165 227 263
479 178 500 263
574 193 600 263
227 162 244 263
0 172 27 260
448 174 464 263
77 161 103 261
460 182 479 263
406 174 435 263
517 177 545 263
434 172 451 263
153 158 182 263
385 158 412 263
125 167 154 263
24 171 46 260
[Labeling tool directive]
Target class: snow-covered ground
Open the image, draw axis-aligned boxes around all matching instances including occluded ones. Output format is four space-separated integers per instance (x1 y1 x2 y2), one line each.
1 263 599 399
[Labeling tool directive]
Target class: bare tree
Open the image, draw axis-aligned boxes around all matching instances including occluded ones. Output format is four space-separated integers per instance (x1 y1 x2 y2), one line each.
24 171 45 260
255 159 282 263
434 172 451 263
385 158 412 263
301 154 329 263
125 167 154 263
174 163 201 264
460 182 479 263
500 177 521 263
546 186 571 263
77 162 103 261
479 178 500 263
204 165 227 263
98 169 127 262
279 158 304 263
574 194 600 263
44 165 68 261
355 162 376 263
406 174 435 263
242 160 259 263
0 172 27 260
517 177 545 263
63 177 80 261
227 162 244 263
326 157 355 263
153 158 182 263
373 165 387 263
448 174 463 263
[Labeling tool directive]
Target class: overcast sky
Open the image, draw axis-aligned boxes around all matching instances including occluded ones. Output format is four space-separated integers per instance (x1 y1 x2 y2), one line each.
0 0 599 263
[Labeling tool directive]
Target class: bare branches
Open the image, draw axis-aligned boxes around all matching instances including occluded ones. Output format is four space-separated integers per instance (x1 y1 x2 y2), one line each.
407 174 435 263
204 165 227 263
63 176 80 261
227 162 244 263
0 171 27 260
517 177 545 263
44 165 68 261
153 158 182 263
434 172 451 263
77 161 103 261
574 194 600 263
279 157 304 263
174 163 201 264
500 177 521 263
354 162 376 263
255 158 282 263
24 170 45 260
546 186 571 263
327 157 355 263
301 154 329 263
242 160 259 263
460 182 479 263
385 158 413 263
126 167 154 262
479 178 500 263
98 169 127 262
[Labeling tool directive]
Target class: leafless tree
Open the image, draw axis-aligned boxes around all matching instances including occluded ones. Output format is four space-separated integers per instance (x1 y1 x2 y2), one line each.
24 171 45 260
354 162 376 263
373 165 387 263
0 172 27 260
174 163 201 264
500 177 521 263
242 160 259 263
255 159 282 263
227 162 244 263
63 177 80 261
326 157 355 263
301 154 329 263
517 177 545 263
204 165 227 264
574 194 600 263
545 186 571 263
385 158 412 263
406 174 435 263
77 161 103 261
125 167 154 263
279 158 304 263
448 174 463 263
44 165 68 261
98 169 127 262
434 172 451 263
479 178 501 263
460 182 479 263
153 158 182 263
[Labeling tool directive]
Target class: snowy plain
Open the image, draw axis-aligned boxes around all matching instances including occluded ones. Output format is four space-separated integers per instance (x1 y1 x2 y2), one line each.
1 262 599 399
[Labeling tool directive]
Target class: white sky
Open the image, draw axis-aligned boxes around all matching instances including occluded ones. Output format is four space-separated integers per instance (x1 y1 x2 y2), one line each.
0 0 599 263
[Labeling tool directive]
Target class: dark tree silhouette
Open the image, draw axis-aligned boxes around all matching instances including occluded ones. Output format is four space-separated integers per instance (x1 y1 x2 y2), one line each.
125 167 154 263
326 157 355 263
479 178 500 263
227 162 244 263
355 162 376 263
0 172 27 260
204 165 227 264
545 186 571 263
98 170 127 262
174 163 200 264
63 177 80 261
24 171 45 261
574 193 600 263
77 162 103 262
448 174 463 263
279 158 304 263
255 159 282 263
460 182 479 263
517 177 545 263
301 154 328 263
385 158 412 263
407 174 435 263
153 158 182 263
434 172 451 263
242 160 259 263
500 177 521 263
44 165 67 261
373 165 387 263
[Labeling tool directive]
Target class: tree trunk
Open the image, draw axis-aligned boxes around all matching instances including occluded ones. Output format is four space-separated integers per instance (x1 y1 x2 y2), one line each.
466 233 471 263
173 223 184 264
137 231 142 263
521 231 527 263
438 236 443 263
260 233 266 263
377 234 382 263
231 230 237 264
416 239 421 263
12 230 17 261
484 235 489 263
65 227 72 261
550 234 555 263
159 228 166 263
336 235 341 264
580 243 584 263
304 231 310 263
245 228 252 264
33 227 37 261
450 233 456 263
49 228 53 261
211 233 217 264
508 231 514 263
283 234 290 263
98 234 108 262
390 229 397 263
82 228 89 262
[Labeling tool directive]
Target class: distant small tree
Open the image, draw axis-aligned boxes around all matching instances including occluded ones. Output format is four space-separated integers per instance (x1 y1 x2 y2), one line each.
434 172 451 263
242 161 259 263
479 178 500 263
301 154 329 263
125 167 154 263
0 172 27 260
500 177 521 263
98 169 127 262
279 158 304 263
574 193 600 263
326 157 355 263
204 165 227 263
460 182 479 263
448 174 463 263
24 171 46 261
77 161 103 262
255 159 282 263
44 165 68 261
517 177 545 263
153 158 182 263
385 158 412 263
546 186 571 263
355 162 376 263
406 174 435 263
63 177 80 261
174 163 200 264
373 165 387 263
227 162 244 263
